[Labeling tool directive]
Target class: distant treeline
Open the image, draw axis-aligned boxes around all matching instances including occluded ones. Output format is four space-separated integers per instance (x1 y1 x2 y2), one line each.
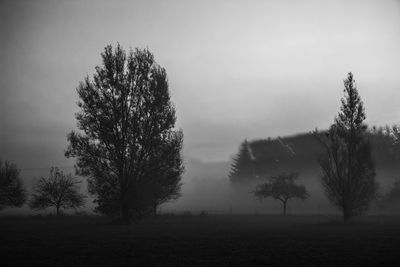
229 72 400 220
230 127 400 184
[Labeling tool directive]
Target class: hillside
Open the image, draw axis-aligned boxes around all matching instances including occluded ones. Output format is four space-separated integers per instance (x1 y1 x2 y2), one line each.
244 130 400 184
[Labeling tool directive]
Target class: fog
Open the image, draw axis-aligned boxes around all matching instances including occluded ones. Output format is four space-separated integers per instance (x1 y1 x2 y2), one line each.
2 0 400 167
161 155 400 216
1 0 400 216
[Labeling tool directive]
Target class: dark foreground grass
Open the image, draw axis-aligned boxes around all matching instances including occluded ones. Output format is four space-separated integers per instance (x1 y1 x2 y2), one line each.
1 214 400 266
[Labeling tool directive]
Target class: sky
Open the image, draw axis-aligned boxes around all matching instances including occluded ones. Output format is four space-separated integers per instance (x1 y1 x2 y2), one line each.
1 0 400 174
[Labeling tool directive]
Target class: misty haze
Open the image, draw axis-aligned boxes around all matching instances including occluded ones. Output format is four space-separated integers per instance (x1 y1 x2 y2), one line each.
1 0 400 266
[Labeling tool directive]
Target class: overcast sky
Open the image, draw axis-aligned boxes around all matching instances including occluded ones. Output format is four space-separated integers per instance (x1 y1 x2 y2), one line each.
1 0 400 172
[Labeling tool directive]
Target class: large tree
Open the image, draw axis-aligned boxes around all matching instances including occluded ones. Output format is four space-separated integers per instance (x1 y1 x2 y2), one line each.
253 172 309 215
65 44 184 221
30 167 85 216
0 160 26 210
315 72 377 220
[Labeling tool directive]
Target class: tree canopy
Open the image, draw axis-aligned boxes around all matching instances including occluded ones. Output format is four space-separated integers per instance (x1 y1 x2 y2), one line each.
65 44 184 221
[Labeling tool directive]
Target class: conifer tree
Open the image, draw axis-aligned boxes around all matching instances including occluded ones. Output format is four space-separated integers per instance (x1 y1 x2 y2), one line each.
316 73 377 220
229 139 256 183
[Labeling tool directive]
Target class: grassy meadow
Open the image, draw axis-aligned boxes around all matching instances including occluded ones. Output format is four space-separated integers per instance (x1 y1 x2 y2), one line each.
1 214 400 266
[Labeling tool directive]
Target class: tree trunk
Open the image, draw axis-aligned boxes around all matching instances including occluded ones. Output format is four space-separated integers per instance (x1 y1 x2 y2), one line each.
56 206 60 216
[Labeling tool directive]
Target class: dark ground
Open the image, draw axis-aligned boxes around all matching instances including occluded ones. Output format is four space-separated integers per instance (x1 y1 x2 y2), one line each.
1 214 400 266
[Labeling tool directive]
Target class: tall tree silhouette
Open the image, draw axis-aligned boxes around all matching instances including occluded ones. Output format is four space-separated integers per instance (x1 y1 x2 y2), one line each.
229 139 256 183
315 72 377 220
65 44 183 222
0 160 26 210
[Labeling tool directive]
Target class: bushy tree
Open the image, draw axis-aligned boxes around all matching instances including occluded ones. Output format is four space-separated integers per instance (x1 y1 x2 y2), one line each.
30 167 85 216
65 44 184 222
0 160 26 210
253 172 308 215
229 139 256 183
315 72 377 220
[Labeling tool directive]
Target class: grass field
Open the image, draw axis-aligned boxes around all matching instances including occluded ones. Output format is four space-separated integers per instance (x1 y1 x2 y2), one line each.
1 214 400 266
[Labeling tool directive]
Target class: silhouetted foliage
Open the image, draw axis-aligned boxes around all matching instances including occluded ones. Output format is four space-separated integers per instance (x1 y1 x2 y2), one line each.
0 160 26 210
135 134 183 217
391 125 400 144
30 167 85 216
254 172 309 215
315 73 377 220
65 44 184 222
229 139 256 183
238 131 398 175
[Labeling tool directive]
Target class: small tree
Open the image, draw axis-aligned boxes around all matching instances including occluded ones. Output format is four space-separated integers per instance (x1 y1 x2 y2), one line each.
0 160 26 210
30 167 85 216
254 172 309 215
315 72 377 220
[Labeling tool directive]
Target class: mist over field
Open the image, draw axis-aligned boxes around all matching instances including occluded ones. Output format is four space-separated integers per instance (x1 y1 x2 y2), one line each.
2 1 400 265
2 0 400 217
2 130 400 216
165 132 400 215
